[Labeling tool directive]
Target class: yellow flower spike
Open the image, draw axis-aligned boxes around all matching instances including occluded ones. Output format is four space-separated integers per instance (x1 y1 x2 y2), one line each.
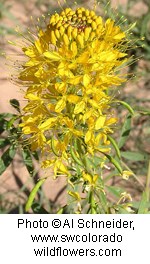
16 5 132 176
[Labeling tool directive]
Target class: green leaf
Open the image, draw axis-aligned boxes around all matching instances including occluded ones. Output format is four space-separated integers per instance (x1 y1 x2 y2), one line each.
0 138 10 148
31 202 49 214
117 205 131 214
22 148 35 176
106 186 124 198
6 117 17 130
118 114 132 149
0 113 17 133
98 190 108 213
25 178 46 212
0 145 16 175
10 99 20 113
70 145 83 167
32 151 39 161
0 113 17 119
117 100 134 115
121 151 148 161
138 191 148 214
0 119 8 134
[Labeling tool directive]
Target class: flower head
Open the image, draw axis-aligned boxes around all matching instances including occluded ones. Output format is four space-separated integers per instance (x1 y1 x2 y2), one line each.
18 6 129 176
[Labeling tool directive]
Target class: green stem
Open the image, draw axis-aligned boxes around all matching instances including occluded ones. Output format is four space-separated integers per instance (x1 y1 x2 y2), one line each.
145 160 150 202
89 189 96 214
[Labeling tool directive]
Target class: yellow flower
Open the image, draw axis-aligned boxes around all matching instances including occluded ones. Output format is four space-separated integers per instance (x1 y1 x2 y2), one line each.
17 6 130 175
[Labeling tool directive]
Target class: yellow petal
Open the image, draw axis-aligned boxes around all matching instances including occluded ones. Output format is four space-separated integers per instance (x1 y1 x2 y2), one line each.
51 30 57 45
95 116 106 130
113 32 125 40
83 74 90 87
82 172 92 184
68 75 82 85
93 174 98 184
77 51 89 64
74 101 85 114
122 170 133 180
55 97 66 113
67 94 80 104
68 191 81 201
43 51 62 61
54 159 69 175
84 27 92 41
35 39 43 54
22 124 39 134
55 82 67 93
85 130 92 143
63 34 70 46
77 34 84 48
24 93 40 100
105 117 117 126
38 117 57 130
70 41 77 57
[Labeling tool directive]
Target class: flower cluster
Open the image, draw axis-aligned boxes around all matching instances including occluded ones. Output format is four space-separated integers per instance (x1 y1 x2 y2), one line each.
19 7 128 176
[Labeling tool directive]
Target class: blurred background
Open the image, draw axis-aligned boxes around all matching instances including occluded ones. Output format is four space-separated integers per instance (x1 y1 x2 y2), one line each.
0 0 150 213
